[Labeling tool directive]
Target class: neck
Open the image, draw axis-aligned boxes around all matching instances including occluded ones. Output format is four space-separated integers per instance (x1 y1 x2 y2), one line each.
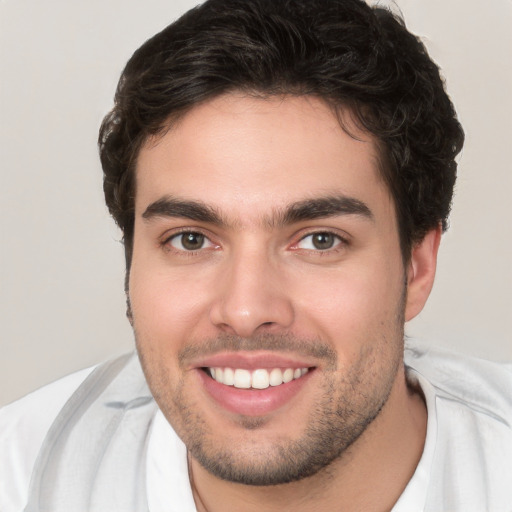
190 366 426 512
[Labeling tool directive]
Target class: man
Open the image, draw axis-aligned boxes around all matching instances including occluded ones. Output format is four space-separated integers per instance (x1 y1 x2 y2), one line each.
1 0 511 510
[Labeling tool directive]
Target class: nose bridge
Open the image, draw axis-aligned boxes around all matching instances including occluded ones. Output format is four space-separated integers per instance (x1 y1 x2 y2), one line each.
209 241 294 336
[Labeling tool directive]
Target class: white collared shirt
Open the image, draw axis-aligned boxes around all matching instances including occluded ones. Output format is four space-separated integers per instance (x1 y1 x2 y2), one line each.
1 343 511 511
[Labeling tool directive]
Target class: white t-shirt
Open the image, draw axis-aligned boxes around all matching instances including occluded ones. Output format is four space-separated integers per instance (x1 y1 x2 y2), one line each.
1 343 511 511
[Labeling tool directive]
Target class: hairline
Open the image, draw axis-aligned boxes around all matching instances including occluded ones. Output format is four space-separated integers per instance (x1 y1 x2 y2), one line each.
124 90 412 273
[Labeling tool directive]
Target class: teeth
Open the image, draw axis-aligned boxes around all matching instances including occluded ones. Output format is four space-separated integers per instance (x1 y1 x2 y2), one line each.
269 368 282 387
251 369 270 389
223 367 234 385
208 366 310 389
233 369 251 389
283 368 294 383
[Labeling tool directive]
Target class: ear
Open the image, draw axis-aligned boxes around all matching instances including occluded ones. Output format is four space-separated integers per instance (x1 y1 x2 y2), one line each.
405 225 442 322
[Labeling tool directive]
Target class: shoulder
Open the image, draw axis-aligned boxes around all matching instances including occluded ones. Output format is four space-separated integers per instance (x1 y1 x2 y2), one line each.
405 341 512 419
405 341 512 510
0 365 96 512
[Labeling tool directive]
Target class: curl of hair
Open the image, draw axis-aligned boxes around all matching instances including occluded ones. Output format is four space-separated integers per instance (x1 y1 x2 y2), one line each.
99 0 464 270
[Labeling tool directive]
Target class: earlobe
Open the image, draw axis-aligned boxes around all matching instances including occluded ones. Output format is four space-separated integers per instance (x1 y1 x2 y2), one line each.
405 226 442 322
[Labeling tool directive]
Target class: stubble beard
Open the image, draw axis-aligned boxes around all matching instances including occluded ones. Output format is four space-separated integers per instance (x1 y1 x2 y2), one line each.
188 356 399 486
136 316 404 487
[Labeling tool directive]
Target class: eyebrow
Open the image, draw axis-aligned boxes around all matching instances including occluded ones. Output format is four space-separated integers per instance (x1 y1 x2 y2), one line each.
141 194 374 227
142 197 226 225
279 196 373 225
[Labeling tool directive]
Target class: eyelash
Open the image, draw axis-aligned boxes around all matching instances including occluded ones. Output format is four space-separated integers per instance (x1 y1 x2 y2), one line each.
161 229 217 255
160 229 349 255
292 231 349 254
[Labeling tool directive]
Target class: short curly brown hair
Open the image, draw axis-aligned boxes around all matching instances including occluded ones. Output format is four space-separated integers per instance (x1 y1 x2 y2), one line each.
99 0 464 274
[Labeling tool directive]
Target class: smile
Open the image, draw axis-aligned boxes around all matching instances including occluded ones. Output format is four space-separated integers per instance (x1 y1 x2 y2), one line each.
207 367 310 389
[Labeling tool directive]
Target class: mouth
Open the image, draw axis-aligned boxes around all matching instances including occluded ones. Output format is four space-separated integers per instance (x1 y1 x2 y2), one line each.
194 354 317 417
204 366 310 389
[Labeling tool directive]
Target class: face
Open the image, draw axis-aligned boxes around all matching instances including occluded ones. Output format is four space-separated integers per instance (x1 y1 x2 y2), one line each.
130 94 407 485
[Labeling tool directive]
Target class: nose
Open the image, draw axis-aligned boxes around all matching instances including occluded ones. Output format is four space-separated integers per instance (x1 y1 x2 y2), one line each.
209 248 294 338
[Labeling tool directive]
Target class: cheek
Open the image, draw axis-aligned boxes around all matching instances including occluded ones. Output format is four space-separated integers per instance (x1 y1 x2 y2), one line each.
129 263 212 351
292 259 404 347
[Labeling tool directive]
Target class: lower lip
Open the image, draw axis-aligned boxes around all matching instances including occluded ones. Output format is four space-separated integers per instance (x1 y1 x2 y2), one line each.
197 369 313 417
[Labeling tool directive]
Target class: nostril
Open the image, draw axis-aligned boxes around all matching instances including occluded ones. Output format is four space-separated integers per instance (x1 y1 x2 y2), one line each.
209 290 295 337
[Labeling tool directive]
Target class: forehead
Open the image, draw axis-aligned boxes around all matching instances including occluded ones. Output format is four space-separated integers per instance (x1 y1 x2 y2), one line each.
134 94 391 223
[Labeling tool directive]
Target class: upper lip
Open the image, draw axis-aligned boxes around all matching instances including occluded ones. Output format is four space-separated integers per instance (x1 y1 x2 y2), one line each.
190 351 317 370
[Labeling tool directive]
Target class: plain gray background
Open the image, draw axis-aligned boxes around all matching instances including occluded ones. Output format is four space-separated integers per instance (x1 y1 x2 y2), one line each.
1 0 511 407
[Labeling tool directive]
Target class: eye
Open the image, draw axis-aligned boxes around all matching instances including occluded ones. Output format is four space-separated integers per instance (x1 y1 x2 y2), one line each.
296 232 343 251
168 231 215 251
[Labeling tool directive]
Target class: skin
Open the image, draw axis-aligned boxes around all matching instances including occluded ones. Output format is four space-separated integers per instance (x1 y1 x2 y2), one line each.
130 93 439 511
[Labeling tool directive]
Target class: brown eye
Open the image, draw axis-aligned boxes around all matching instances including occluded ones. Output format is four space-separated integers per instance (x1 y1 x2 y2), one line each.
170 232 210 251
296 232 342 251
312 233 335 250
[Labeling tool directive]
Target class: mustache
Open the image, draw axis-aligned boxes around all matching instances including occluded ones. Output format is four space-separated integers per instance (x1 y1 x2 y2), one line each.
178 333 337 367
